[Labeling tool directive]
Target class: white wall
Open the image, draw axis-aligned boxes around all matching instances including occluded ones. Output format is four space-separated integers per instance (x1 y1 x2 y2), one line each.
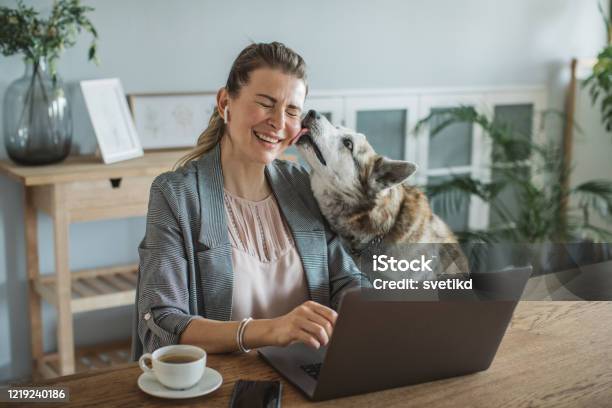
0 0 607 382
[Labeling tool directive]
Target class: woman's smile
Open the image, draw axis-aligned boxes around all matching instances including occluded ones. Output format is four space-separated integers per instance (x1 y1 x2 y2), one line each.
253 129 284 147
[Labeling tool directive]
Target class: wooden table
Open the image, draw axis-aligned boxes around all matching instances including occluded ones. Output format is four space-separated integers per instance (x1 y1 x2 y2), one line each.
12 301 612 407
0 151 190 378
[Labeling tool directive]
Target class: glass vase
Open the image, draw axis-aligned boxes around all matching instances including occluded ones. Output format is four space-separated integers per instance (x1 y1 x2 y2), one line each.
3 58 72 165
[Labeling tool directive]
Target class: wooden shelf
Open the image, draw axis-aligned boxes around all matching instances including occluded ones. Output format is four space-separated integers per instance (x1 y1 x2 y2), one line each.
35 264 138 313
37 339 132 379
0 151 185 378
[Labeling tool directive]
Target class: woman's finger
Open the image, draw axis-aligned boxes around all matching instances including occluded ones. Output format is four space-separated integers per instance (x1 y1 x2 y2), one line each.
296 329 321 349
307 301 338 326
302 308 334 338
299 319 330 346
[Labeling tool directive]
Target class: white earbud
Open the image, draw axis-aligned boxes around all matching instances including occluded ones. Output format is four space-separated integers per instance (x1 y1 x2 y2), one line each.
223 106 229 124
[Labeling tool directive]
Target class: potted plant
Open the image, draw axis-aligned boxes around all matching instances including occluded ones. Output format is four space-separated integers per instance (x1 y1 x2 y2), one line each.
0 0 98 165
414 107 612 286
584 2 612 132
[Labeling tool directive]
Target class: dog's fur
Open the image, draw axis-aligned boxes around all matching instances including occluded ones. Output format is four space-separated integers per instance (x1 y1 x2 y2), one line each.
296 112 468 279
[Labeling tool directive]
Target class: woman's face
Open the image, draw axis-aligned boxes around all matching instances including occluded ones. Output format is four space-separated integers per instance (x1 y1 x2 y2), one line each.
221 67 306 164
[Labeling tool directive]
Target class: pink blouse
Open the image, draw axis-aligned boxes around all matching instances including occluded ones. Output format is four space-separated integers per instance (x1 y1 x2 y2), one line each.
223 188 310 320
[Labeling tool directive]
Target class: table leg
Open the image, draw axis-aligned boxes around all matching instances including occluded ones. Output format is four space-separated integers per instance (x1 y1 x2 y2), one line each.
53 184 75 375
25 186 43 379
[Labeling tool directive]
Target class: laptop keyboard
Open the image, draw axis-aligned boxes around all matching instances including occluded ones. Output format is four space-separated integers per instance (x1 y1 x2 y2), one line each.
300 363 322 380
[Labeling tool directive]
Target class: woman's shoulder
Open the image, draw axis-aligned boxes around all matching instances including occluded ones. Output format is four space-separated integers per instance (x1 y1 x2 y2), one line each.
270 158 311 188
150 160 200 202
269 158 323 212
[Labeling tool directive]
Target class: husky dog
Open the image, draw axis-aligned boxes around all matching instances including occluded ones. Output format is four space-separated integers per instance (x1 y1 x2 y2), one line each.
294 110 468 280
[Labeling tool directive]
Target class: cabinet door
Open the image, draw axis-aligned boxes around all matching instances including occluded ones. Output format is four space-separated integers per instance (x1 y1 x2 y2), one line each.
418 94 487 232
344 95 419 163
484 91 546 229
427 174 471 232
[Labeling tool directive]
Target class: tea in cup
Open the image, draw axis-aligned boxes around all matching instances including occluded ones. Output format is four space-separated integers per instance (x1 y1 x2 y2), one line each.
138 344 206 390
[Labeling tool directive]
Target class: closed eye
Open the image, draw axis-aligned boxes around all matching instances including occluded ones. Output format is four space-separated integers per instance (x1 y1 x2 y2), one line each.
342 138 353 152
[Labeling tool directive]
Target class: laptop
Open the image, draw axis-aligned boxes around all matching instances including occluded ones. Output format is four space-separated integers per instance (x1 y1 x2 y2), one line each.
258 266 532 401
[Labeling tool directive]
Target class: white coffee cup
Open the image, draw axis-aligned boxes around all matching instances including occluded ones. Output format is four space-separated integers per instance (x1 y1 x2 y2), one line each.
138 345 207 390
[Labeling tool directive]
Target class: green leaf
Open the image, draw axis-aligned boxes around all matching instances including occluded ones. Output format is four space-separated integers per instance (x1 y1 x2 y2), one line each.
572 180 612 219
0 0 99 66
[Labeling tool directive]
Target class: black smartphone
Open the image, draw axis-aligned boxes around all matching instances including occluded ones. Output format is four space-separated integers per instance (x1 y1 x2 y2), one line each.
229 380 282 408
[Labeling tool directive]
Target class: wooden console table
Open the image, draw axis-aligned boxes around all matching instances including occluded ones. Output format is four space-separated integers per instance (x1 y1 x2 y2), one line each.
0 150 189 379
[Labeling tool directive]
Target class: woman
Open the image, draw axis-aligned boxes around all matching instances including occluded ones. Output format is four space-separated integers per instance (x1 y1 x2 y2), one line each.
131 42 369 359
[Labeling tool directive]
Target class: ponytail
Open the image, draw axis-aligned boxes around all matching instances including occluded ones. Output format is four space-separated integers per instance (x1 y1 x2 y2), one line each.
174 109 225 169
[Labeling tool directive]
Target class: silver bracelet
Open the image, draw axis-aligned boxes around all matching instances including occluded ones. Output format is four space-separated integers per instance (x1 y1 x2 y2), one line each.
237 317 253 353
235 319 245 351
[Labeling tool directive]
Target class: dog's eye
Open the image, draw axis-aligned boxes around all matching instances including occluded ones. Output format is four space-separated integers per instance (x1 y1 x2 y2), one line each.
342 138 353 152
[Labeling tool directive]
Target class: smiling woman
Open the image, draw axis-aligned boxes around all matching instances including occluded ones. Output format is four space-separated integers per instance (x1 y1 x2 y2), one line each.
131 42 370 361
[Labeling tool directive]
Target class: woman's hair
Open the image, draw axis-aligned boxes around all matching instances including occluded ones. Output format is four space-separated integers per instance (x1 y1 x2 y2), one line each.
175 42 308 169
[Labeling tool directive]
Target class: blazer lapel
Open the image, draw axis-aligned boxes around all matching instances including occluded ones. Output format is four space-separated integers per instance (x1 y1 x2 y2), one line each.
196 144 233 321
197 144 230 248
266 164 330 306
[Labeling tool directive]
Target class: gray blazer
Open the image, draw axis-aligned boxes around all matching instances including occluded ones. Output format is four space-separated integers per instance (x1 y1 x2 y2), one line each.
131 143 370 360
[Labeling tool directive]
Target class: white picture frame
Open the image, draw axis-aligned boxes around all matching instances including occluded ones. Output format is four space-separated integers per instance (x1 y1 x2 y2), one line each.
80 78 144 164
127 92 218 150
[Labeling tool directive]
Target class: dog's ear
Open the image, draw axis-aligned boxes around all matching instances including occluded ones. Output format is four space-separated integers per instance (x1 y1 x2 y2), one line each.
372 156 417 190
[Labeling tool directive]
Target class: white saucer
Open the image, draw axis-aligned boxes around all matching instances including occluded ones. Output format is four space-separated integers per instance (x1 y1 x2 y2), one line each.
137 367 223 399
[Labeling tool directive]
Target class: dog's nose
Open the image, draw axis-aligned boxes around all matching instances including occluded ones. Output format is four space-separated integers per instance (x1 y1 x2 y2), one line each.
305 110 320 121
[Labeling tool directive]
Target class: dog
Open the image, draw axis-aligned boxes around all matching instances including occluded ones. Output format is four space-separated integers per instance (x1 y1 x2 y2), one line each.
294 110 468 281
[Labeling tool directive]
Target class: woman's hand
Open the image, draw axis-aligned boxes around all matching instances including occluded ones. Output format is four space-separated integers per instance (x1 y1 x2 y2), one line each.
269 301 338 349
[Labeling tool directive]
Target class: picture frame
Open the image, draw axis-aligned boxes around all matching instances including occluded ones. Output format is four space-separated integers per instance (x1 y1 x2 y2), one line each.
126 92 218 150
80 78 144 164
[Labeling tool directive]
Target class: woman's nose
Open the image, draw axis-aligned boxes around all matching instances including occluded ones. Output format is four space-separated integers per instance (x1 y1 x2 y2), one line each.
266 106 284 130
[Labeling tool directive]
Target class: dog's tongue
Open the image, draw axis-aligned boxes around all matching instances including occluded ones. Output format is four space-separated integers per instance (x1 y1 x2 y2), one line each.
290 127 309 146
